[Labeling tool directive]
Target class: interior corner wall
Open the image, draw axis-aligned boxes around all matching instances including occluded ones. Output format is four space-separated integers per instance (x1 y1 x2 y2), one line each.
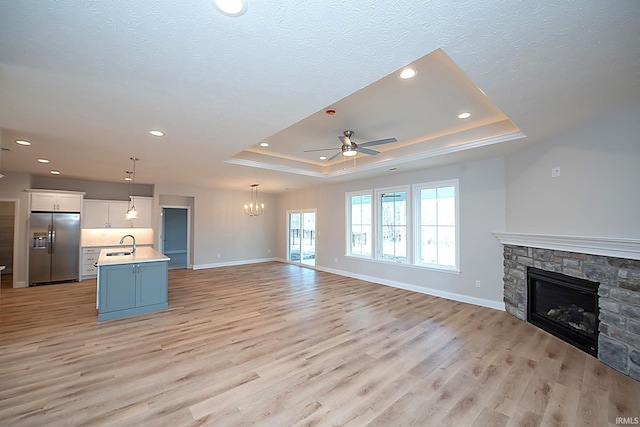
276 156 507 308
505 99 640 238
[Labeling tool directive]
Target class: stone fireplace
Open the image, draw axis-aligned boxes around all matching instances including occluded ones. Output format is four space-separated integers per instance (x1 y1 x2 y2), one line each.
495 232 640 382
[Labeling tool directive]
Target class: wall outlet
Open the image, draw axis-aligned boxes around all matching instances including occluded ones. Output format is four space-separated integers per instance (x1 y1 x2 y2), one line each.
475 280 481 288
217 253 221 258
552 167 561 177
267 249 271 254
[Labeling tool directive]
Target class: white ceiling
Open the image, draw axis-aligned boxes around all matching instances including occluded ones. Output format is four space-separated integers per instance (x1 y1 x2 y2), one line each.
1 1 639 193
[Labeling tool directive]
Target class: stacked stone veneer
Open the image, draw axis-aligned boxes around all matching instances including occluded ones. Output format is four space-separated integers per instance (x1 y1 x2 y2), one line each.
503 245 640 382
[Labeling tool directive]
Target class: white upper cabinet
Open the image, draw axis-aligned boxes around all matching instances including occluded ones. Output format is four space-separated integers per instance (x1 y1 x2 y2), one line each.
83 200 110 228
31 191 83 212
108 201 133 228
83 197 152 229
83 200 130 228
129 197 152 228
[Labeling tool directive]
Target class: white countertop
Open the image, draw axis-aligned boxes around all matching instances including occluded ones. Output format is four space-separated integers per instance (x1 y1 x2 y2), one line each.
97 247 170 266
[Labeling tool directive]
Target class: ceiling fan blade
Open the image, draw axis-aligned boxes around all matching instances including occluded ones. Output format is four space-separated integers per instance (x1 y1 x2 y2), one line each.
359 137 397 148
327 151 343 161
304 147 340 152
358 148 379 156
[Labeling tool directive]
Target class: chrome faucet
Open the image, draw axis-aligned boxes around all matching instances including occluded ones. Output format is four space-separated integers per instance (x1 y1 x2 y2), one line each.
120 234 136 254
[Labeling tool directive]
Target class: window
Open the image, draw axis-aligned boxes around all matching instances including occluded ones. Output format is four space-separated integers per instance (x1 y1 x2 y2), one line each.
345 180 459 272
377 187 408 261
346 191 372 257
414 180 459 270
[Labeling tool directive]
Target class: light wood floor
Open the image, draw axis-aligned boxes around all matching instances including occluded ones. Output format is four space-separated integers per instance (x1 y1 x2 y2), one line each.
0 272 12 289
1 263 638 426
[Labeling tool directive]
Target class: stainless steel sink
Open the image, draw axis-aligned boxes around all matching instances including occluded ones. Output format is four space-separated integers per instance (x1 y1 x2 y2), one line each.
106 251 132 256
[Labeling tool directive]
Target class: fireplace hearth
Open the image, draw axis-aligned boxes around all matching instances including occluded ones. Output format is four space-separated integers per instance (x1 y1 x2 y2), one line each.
527 267 599 355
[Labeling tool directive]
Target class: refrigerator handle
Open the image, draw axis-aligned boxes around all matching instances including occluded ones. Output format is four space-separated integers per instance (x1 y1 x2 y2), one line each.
50 225 56 254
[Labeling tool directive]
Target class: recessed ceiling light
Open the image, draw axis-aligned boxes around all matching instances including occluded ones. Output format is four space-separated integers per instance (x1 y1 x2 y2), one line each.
457 112 471 119
213 0 247 16
149 130 165 137
16 140 32 146
260 142 269 147
37 158 50 163
399 68 416 79
50 170 61 175
319 156 327 160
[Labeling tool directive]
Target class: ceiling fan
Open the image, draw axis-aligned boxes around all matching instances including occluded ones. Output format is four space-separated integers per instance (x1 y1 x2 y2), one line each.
305 130 397 161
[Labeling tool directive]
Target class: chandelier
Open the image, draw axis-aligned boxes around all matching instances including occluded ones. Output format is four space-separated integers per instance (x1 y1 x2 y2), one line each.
244 184 264 216
126 157 139 220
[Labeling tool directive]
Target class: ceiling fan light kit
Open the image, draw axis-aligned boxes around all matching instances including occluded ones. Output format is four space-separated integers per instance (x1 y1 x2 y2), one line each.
342 145 357 156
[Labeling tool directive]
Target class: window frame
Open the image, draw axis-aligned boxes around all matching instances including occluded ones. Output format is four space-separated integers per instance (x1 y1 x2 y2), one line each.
345 190 373 258
412 179 460 272
375 185 411 263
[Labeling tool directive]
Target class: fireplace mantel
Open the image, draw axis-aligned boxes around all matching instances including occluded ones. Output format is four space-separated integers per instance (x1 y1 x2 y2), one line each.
493 232 640 261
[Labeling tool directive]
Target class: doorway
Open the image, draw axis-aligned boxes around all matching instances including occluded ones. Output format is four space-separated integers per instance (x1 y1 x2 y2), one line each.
287 210 316 267
0 200 17 288
160 207 190 270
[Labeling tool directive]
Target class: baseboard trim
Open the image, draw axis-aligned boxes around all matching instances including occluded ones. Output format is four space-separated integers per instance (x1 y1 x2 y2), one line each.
273 258 504 311
315 265 505 311
193 257 278 270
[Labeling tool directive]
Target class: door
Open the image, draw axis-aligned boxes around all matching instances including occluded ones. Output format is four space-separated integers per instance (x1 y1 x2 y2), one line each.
30 193 56 211
108 201 132 228
55 193 82 212
29 213 52 284
287 210 316 267
137 262 168 306
83 200 110 228
51 213 80 282
100 264 137 312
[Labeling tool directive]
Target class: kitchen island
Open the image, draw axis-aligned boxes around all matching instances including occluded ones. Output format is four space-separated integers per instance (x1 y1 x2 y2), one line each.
96 247 169 321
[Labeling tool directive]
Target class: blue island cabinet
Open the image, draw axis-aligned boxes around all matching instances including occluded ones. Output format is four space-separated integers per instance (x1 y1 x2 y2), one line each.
98 261 168 321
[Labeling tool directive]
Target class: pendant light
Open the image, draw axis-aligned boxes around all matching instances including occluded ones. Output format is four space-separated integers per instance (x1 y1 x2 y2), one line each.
244 184 264 216
126 157 139 220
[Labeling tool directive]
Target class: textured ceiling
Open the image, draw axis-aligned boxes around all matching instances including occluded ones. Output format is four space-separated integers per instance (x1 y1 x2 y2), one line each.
0 1 639 192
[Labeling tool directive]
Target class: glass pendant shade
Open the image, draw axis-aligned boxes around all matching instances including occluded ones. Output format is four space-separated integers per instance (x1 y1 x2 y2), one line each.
126 157 139 220
244 184 264 216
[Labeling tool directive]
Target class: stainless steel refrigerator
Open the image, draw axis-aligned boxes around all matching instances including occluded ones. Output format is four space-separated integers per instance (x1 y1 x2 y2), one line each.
29 212 81 285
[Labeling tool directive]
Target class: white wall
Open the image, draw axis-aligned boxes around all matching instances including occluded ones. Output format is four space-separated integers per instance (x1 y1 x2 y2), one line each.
505 100 640 238
154 184 277 268
276 156 507 308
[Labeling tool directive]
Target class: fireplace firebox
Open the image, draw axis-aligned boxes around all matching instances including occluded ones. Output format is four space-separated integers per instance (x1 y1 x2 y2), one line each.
527 267 599 356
